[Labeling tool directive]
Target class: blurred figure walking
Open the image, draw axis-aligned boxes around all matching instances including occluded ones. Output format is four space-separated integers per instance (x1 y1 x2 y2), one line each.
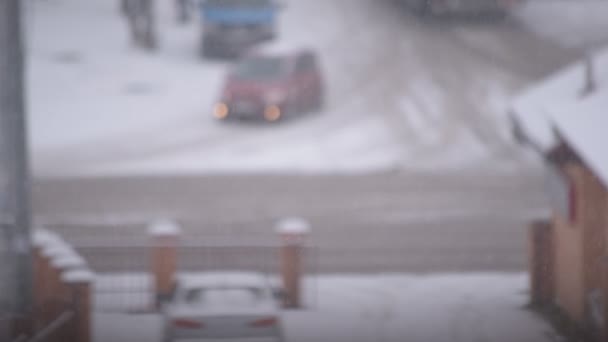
175 0 192 23
122 0 158 51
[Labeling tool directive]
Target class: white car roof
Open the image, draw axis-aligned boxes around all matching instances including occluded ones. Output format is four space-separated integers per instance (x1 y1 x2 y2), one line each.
176 272 269 289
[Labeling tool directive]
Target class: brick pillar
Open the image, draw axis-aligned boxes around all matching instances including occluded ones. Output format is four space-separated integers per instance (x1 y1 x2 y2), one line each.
31 230 59 329
62 269 94 342
528 219 554 306
148 220 181 309
52 254 87 307
276 218 310 309
41 243 75 326
53 254 87 342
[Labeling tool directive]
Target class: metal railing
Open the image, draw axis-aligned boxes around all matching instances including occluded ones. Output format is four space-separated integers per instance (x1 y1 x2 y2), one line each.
2 304 75 342
28 311 74 342
71 238 315 313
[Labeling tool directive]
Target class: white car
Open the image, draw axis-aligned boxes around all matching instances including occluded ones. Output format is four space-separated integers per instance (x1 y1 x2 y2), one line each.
162 272 285 342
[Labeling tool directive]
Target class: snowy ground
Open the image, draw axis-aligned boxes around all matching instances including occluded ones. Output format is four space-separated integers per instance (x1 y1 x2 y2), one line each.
93 272 556 342
26 0 606 178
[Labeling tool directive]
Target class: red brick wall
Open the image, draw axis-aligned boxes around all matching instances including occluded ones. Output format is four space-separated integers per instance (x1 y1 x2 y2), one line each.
529 220 554 305
554 212 585 321
582 169 607 301
553 163 608 323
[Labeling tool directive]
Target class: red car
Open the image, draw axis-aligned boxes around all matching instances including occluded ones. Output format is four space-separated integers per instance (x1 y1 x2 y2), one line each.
213 50 324 122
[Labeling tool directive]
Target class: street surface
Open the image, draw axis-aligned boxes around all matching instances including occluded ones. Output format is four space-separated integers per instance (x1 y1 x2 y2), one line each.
33 172 548 273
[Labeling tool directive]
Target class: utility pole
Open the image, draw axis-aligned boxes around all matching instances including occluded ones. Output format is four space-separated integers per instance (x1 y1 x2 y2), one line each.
0 0 33 338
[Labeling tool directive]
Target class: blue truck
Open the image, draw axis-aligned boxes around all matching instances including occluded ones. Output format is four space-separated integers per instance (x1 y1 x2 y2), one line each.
199 0 281 58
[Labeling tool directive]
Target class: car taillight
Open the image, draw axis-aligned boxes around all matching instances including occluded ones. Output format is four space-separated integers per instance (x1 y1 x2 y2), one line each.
173 319 204 329
250 317 277 327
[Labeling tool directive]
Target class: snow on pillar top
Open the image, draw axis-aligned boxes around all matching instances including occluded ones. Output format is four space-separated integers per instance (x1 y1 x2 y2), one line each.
148 219 182 237
276 217 311 235
41 242 75 259
51 254 87 270
62 269 95 284
32 228 61 248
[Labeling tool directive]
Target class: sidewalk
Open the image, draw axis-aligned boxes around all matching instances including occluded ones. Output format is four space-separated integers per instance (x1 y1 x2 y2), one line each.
93 272 557 342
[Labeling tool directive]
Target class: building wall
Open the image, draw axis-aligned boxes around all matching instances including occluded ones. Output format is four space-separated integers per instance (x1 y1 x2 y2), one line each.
582 168 607 299
553 163 608 323
554 212 585 321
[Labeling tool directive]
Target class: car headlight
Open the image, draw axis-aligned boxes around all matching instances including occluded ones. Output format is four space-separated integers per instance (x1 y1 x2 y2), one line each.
213 102 229 119
264 105 281 122
264 90 287 104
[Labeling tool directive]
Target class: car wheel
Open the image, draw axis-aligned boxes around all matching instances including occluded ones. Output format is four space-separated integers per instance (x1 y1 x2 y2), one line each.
200 37 214 59
283 93 299 118
161 332 173 342
276 325 287 342
412 0 429 16
280 102 295 121
312 90 324 112
199 43 209 59
487 10 508 21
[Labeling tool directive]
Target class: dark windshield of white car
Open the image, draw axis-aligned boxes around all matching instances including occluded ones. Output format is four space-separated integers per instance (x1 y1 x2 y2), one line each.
183 287 266 307
233 57 286 81
204 0 273 8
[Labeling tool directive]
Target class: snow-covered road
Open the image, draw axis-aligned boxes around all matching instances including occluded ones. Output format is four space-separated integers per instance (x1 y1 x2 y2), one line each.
34 172 548 273
27 0 606 177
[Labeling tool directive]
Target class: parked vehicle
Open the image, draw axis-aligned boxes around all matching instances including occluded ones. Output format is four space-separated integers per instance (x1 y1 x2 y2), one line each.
403 0 522 16
199 0 282 58
162 272 285 342
213 49 324 123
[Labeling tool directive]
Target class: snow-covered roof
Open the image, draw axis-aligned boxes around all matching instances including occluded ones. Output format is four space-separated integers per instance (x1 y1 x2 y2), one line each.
41 242 74 258
32 228 61 248
511 47 608 152
62 269 95 284
550 90 608 189
51 254 87 269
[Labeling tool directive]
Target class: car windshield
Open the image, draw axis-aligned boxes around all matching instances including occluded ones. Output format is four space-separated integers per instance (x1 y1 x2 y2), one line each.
233 57 286 81
182 287 266 307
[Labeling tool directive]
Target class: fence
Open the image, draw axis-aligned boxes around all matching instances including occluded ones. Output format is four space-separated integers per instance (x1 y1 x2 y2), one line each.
73 239 316 312
62 219 316 312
